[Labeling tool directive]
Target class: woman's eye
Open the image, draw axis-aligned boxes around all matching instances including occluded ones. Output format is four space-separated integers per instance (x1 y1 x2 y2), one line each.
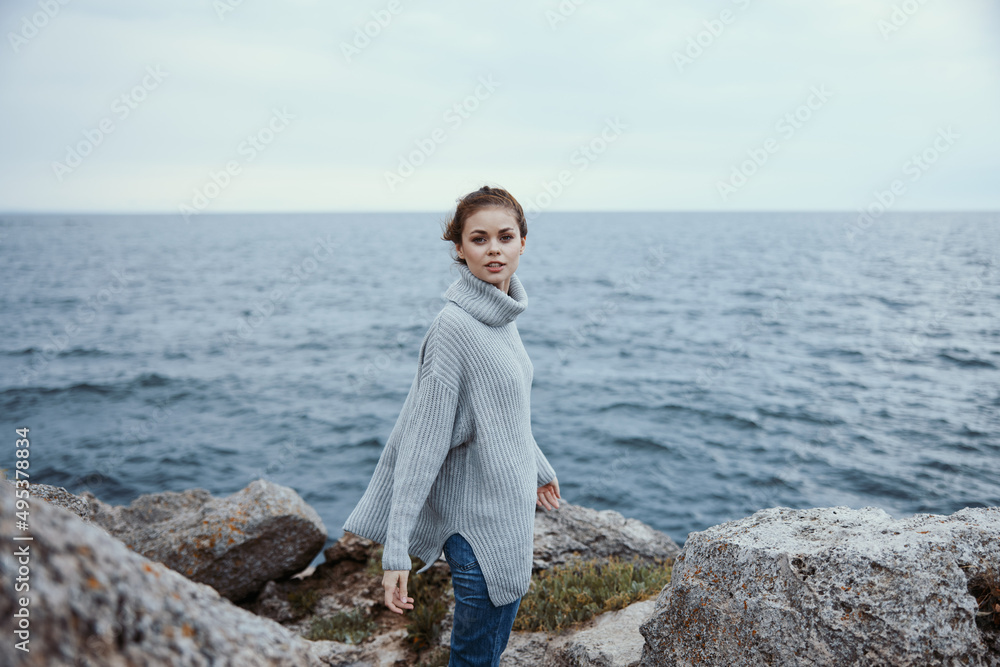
471 235 514 243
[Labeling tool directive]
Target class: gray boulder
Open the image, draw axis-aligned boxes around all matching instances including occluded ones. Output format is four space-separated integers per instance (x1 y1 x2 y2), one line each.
533 501 681 571
639 505 1000 666
0 481 361 667
82 479 327 602
2 480 97 523
556 599 656 667
499 599 656 666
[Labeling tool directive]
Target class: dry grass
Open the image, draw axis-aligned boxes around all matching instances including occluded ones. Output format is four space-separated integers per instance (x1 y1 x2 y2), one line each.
364 547 451 652
513 554 673 633
965 560 1000 631
305 606 377 643
287 587 321 617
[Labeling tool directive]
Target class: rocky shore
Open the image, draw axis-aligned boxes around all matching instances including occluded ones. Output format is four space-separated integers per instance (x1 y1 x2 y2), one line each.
1 478 997 666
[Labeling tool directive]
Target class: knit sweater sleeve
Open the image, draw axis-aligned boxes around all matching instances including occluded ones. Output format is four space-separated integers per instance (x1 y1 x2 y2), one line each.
532 432 557 487
381 326 461 572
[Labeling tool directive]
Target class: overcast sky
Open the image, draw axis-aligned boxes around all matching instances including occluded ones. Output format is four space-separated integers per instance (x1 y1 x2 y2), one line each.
1 0 998 213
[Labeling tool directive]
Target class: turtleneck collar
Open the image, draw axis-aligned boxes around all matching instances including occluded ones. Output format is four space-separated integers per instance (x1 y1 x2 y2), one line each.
444 263 528 326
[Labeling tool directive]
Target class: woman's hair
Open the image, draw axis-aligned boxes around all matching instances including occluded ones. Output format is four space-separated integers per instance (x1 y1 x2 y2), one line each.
441 185 528 266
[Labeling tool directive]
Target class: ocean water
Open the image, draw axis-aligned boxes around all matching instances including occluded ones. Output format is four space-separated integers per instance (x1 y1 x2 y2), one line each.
2 212 998 566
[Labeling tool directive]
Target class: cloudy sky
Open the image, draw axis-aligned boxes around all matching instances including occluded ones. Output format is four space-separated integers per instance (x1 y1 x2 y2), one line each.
1 0 998 212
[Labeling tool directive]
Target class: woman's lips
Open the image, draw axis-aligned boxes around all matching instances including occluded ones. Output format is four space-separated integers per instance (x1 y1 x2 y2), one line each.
485 263 505 273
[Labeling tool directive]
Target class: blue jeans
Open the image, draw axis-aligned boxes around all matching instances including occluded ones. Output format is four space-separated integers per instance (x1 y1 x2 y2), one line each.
443 532 521 667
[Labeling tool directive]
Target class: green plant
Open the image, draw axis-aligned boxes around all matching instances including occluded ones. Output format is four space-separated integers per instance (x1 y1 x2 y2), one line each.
287 587 321 617
408 597 448 650
513 554 672 633
403 556 451 651
365 545 384 579
305 606 377 643
366 547 450 651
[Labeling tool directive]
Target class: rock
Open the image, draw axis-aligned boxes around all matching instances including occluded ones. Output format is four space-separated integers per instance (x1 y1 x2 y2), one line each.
638 505 1000 667
82 479 327 602
556 599 656 667
500 630 556 665
500 599 657 666
254 580 299 624
324 529 378 565
533 501 681 571
3 479 98 523
0 480 364 667
359 628 415 666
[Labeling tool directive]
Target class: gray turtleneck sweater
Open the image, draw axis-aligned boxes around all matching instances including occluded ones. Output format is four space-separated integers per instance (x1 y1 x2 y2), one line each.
341 263 558 607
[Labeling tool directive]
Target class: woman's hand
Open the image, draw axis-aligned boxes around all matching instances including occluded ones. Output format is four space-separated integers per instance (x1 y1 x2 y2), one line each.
383 570 414 614
537 477 561 510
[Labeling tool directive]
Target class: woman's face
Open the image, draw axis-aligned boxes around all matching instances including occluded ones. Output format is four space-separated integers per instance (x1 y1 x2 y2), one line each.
455 208 525 294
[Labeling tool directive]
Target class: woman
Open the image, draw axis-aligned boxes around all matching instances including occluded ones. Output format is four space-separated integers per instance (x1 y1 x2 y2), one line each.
341 185 562 666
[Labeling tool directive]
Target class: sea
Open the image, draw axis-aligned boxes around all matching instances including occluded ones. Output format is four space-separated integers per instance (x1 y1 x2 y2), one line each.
2 212 998 566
